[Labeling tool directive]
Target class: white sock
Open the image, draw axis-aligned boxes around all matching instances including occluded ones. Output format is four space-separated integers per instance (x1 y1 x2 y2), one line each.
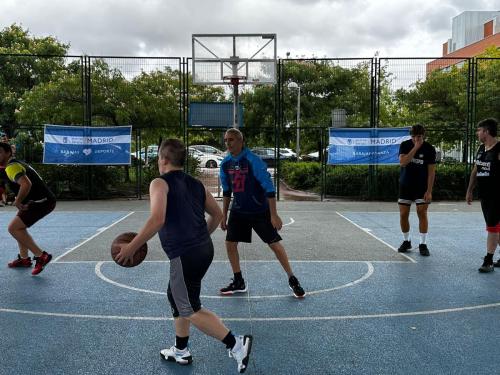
403 232 410 241
420 233 427 245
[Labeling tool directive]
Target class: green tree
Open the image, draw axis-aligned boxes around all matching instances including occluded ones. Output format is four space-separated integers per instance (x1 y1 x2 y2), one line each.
475 47 500 122
0 24 69 136
239 60 374 152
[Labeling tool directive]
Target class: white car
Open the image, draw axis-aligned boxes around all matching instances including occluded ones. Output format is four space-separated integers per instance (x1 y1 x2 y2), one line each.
279 148 299 160
189 145 226 157
188 148 224 168
136 145 158 161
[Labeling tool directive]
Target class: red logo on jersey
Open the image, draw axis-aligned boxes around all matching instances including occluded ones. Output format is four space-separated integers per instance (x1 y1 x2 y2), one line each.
228 167 248 192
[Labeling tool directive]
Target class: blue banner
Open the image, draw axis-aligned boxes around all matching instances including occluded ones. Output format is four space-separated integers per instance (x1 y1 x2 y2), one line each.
43 125 132 165
328 128 411 165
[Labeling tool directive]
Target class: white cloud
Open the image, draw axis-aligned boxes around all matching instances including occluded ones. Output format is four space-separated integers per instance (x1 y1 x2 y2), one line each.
0 0 496 58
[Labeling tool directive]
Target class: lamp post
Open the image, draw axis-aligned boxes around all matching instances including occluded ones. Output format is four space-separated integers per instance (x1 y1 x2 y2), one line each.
287 81 300 159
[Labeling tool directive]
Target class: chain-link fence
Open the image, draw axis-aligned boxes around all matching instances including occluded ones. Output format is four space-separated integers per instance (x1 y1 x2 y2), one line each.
1 54 497 200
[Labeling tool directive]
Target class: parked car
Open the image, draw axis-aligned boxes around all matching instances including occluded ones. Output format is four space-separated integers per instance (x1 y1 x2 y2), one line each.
304 148 329 162
279 148 299 161
189 145 226 157
188 148 224 168
251 147 287 167
131 144 158 164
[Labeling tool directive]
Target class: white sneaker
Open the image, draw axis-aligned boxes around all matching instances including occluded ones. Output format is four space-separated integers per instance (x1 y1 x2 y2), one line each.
160 346 192 365
229 335 253 373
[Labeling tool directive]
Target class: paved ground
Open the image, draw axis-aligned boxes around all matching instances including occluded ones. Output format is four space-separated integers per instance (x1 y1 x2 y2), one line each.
1 200 499 375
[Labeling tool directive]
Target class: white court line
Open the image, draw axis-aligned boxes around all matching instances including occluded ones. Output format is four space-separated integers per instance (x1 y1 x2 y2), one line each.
53 211 135 262
283 217 294 227
335 211 416 264
93 261 374 299
54 260 411 264
2 301 500 321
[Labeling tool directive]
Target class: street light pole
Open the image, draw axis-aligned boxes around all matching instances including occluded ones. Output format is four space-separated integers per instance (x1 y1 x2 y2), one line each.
287 82 301 159
295 85 300 158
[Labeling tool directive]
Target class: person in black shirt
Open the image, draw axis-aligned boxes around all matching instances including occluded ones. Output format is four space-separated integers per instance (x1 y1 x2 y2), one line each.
466 118 500 273
397 125 436 256
0 142 55 275
115 139 252 373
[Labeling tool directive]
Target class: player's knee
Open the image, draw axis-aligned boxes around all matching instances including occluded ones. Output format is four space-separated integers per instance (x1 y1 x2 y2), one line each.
7 221 20 235
416 208 428 218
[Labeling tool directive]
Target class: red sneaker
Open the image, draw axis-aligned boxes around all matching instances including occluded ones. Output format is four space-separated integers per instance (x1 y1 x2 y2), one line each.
32 252 52 275
8 255 33 268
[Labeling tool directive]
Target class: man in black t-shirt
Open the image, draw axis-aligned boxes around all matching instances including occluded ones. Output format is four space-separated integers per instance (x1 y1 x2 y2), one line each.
397 125 436 256
466 118 500 273
0 142 56 275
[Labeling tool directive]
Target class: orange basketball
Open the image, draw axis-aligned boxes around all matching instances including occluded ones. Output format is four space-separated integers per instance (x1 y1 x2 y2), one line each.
111 232 148 267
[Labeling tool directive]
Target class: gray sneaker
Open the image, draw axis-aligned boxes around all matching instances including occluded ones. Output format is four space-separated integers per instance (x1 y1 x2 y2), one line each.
478 257 494 273
160 346 192 365
229 335 253 373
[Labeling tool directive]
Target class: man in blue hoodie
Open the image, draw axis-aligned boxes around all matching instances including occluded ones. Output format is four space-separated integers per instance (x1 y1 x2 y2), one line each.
219 128 305 298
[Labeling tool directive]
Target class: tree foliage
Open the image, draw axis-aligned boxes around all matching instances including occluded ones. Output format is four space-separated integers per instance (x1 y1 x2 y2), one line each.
0 24 69 135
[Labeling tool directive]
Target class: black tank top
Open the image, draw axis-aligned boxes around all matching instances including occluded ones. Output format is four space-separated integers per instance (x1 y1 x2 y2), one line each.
157 170 210 259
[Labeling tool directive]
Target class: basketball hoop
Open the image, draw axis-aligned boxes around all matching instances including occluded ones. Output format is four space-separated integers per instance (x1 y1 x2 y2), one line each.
223 75 247 86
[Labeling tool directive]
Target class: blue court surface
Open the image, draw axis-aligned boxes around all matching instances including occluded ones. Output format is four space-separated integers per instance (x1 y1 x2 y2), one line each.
1 201 499 375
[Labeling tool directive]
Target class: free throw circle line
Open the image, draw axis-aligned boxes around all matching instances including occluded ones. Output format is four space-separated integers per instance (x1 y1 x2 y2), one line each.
94 261 373 299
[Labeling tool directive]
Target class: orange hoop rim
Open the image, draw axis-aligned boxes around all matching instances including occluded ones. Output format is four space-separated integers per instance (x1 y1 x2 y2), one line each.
223 75 247 85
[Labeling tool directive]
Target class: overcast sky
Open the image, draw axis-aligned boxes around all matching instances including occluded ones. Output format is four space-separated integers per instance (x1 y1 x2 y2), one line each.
1 0 498 58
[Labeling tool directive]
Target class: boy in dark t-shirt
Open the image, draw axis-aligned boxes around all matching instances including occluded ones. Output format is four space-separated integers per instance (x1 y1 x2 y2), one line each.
114 139 252 373
466 118 500 272
397 125 437 256
219 128 305 298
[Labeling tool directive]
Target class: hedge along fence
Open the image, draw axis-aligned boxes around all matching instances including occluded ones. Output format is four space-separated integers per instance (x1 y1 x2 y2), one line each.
281 162 469 200
31 155 201 200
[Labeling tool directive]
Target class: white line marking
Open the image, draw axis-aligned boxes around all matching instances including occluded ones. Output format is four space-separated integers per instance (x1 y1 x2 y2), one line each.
94 261 374 299
53 212 135 262
335 211 416 263
283 217 295 227
2 301 500 321
54 260 411 264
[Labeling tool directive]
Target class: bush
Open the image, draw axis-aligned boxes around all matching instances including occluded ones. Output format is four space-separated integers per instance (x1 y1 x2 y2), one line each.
281 161 321 190
34 164 123 199
281 162 469 200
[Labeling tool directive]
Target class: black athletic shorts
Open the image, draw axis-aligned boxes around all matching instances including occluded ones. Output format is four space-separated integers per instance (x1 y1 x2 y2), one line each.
167 241 214 318
480 199 500 233
17 199 56 228
398 184 429 206
226 210 282 244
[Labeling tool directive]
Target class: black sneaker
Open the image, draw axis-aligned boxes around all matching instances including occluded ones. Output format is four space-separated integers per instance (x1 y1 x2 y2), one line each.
288 275 305 298
419 244 430 256
220 278 247 295
494 259 500 268
398 240 412 253
479 257 494 273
